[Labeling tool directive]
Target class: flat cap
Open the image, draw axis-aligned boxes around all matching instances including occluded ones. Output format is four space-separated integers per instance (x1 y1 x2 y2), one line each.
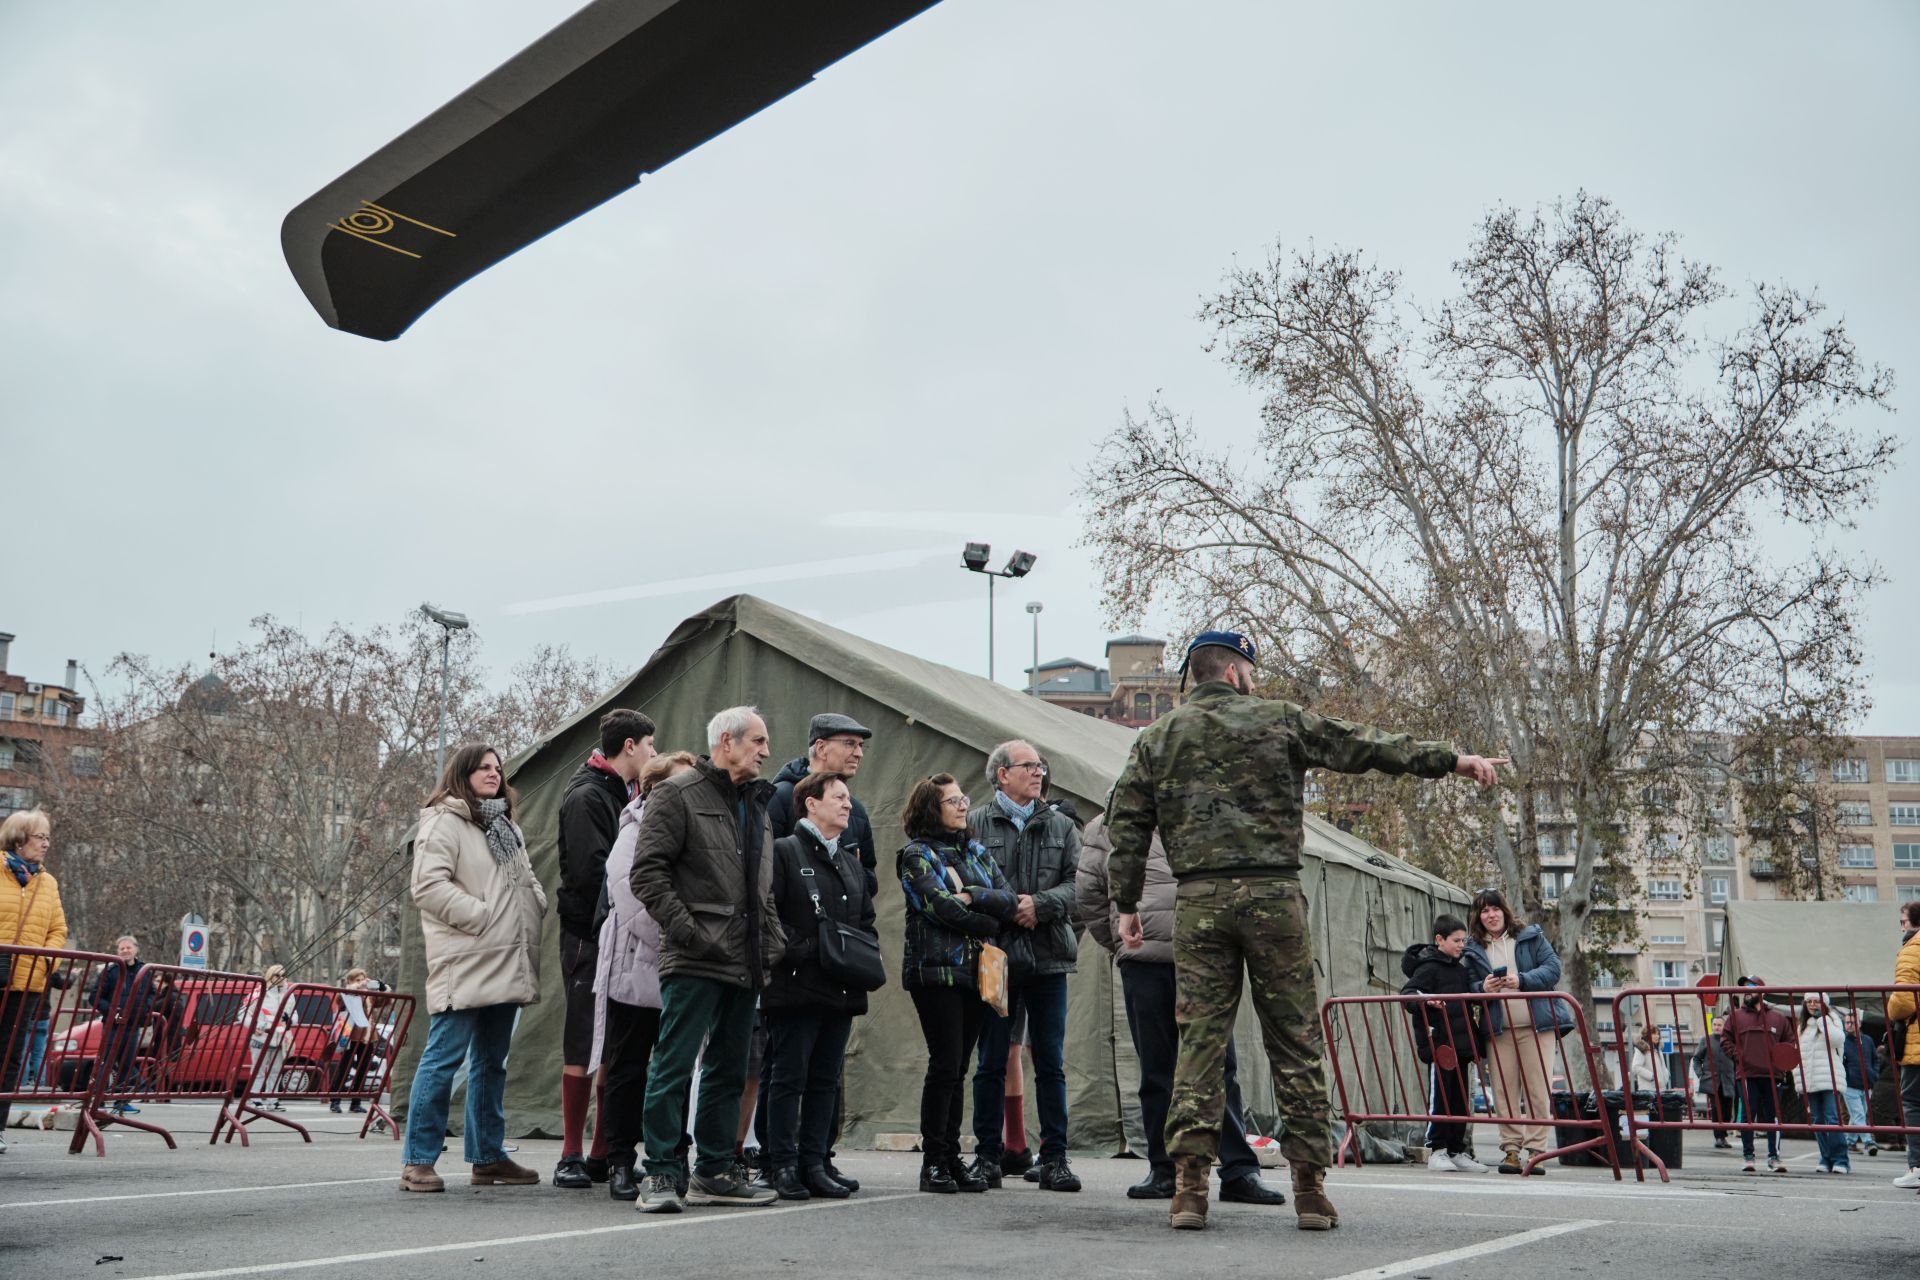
808 712 873 744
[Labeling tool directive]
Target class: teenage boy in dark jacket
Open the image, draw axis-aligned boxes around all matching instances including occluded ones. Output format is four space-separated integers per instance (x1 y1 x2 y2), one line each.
553 709 655 1189
1401 915 1489 1173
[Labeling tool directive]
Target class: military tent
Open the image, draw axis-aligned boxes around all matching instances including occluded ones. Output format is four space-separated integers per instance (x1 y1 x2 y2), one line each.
396 594 1470 1150
1719 900 1909 1012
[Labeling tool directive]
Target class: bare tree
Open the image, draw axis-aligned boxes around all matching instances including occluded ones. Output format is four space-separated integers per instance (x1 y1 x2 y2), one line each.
1083 193 1895 1027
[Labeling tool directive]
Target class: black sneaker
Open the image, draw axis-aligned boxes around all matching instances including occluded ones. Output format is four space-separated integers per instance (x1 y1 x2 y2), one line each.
638 1173 683 1213
1037 1157 1082 1192
328 1101 343 1114
767 1166 811 1201
1127 1171 1176 1199
553 1156 593 1189
1217 1173 1285 1205
1023 1162 1042 1183
822 1160 860 1193
965 1154 1003 1189
1000 1147 1035 1177
948 1159 988 1192
804 1166 851 1199
919 1164 958 1194
687 1170 778 1206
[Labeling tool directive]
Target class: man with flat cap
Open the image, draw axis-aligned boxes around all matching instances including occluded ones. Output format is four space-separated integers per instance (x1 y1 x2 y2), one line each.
1105 630 1506 1234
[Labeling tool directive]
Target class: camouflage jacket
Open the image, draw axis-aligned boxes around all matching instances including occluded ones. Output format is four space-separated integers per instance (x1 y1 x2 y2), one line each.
1105 682 1457 911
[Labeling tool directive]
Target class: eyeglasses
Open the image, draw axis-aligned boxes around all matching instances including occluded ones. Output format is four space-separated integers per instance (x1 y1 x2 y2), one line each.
820 737 866 750
1006 762 1047 775
942 796 971 809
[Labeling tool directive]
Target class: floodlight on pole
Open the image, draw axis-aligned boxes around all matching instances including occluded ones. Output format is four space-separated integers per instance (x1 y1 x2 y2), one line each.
1025 601 1043 695
421 603 470 784
960 544 1039 682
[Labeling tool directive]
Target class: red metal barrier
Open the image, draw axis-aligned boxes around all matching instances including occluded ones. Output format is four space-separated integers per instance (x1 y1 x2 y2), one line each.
1611 983 1920 1182
0 946 129 1156
214 981 413 1144
1321 991 1623 1179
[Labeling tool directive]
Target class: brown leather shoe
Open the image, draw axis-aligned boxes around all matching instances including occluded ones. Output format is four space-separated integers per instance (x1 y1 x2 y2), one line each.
1169 1153 1210 1230
1289 1163 1339 1230
470 1158 540 1186
400 1164 445 1193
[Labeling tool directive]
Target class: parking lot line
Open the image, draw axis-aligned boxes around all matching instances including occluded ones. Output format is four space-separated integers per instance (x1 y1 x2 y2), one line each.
1319 1218 1608 1280
0 1176 399 1210
121 1192 921 1280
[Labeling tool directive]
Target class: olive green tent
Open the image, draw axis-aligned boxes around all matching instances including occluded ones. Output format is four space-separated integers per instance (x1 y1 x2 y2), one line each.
396 594 1469 1149
1719 900 1908 1012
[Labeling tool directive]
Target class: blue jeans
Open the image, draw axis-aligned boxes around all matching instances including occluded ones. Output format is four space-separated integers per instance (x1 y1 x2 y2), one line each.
973 973 1069 1163
403 1004 517 1167
1805 1091 1850 1169
1842 1086 1870 1143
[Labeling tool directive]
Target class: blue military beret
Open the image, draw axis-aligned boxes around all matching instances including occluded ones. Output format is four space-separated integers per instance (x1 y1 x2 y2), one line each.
1180 630 1258 686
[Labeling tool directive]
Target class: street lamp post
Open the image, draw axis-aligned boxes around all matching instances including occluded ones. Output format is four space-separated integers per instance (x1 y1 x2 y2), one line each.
1025 601 1043 694
421 603 470 783
961 543 1036 682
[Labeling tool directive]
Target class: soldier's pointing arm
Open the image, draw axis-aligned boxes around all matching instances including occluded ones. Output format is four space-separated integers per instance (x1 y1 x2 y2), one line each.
1105 736 1158 913
1290 704 1457 780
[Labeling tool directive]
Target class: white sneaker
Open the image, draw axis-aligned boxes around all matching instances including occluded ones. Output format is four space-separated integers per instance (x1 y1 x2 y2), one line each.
1450 1152 1492 1174
1427 1150 1459 1172
1892 1169 1920 1189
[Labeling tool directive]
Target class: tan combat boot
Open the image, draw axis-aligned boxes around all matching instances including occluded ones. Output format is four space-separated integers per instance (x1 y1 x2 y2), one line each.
1169 1153 1211 1230
399 1164 444 1193
1289 1163 1339 1231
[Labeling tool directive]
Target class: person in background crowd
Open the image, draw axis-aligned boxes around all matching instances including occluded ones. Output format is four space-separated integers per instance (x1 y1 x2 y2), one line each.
592 750 694 1203
92 934 149 1116
402 743 547 1193
1402 914 1490 1174
0 808 67 1150
243 964 297 1112
762 772 876 1201
1692 1025 1738 1149
1077 814 1287 1202
630 707 784 1214
1719 976 1794 1174
966 740 1083 1193
899 773 1018 1194
1630 1023 1664 1093
555 708 657 1190
1462 887 1569 1177
1797 993 1850 1174
329 968 373 1114
1886 900 1920 1190
1840 1009 1879 1157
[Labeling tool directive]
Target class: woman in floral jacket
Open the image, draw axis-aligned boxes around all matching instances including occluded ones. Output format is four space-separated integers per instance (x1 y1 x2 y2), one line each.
897 773 1017 1193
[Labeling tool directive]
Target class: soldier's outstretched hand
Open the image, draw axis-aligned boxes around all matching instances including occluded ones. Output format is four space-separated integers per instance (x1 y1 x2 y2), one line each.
1453 754 1508 787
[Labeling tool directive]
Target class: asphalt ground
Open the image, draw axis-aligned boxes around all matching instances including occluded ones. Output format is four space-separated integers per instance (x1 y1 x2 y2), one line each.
3 1105 1914 1280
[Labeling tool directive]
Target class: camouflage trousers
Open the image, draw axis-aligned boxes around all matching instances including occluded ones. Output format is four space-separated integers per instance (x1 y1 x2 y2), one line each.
1166 876 1331 1170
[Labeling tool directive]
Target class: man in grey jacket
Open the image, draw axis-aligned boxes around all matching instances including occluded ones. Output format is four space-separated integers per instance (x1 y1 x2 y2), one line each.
1077 816 1285 1205
630 706 785 1213
966 739 1083 1192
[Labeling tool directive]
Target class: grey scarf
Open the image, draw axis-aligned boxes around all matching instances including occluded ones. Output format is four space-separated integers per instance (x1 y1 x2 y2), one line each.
477 797 522 866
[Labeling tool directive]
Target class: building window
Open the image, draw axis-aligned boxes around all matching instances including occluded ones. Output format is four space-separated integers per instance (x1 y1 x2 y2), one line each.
1596 1019 1616 1034
1842 883 1879 903
1591 970 1620 990
1749 856 1776 876
1708 876 1730 904
0 694 12 719
1899 885 1920 903
1888 759 1920 785
1894 843 1920 870
1838 801 1874 827
1537 832 1559 860
1653 961 1687 988
1710 917 1725 948
1649 933 1687 945
0 787 30 815
1646 877 1684 901
70 747 101 778
1541 871 1564 901
0 742 12 772
1833 758 1868 783
1839 844 1876 868
1705 955 1722 975
1132 693 1151 720
1891 804 1920 827
1704 834 1733 863
1649 831 1683 859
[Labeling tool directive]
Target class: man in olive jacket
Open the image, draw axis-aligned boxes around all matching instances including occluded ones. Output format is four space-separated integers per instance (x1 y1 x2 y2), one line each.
966 739 1083 1192
629 706 785 1212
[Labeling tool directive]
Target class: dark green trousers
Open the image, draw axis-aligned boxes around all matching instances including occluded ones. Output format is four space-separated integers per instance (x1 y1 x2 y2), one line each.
642 975 757 1179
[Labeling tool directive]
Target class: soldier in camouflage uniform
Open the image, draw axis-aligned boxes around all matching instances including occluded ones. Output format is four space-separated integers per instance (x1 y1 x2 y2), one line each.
1106 631 1504 1232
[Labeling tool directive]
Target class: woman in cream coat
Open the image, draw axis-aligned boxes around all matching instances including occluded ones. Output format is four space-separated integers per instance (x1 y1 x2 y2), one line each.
401 743 546 1193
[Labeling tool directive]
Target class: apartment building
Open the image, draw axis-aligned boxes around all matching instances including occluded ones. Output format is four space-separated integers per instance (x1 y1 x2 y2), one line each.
1028 635 1182 727
0 631 94 817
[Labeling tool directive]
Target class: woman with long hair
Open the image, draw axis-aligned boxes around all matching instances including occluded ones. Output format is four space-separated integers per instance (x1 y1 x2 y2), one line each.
401 743 546 1192
1462 887 1570 1176
1796 993 1851 1173
897 773 1018 1193
243 964 296 1112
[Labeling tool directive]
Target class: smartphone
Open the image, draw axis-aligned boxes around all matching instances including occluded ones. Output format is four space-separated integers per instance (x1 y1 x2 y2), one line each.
1491 966 1508 977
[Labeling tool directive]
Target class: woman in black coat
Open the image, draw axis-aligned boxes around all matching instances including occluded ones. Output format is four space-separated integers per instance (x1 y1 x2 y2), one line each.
762 771 878 1201
1401 913 1490 1173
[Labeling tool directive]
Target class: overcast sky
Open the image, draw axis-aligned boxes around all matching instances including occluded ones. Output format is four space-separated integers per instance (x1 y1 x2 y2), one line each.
2 1 1915 736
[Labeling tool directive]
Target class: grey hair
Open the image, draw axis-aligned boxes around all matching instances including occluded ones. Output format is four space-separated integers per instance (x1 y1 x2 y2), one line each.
115 935 138 949
707 705 763 751
986 740 1032 790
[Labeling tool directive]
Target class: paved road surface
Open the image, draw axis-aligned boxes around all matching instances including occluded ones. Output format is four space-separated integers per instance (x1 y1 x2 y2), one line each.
2 1105 1912 1279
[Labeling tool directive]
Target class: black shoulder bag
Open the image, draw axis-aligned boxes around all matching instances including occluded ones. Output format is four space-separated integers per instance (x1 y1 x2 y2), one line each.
799 865 886 993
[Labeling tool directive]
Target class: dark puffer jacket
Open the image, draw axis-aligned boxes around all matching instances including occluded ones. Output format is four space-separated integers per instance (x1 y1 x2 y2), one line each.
764 825 877 1016
766 756 878 895
556 757 630 939
897 834 1018 990
1400 943 1485 1065
967 798 1081 979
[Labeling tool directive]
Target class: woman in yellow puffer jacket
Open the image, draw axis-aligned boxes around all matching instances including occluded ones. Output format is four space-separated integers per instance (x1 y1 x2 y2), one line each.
1887 901 1920 1189
1 808 67 1139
